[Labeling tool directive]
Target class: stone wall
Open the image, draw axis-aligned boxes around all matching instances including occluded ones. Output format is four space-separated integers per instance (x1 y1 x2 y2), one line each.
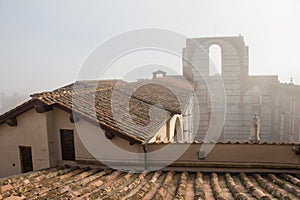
183 36 249 141
182 35 300 143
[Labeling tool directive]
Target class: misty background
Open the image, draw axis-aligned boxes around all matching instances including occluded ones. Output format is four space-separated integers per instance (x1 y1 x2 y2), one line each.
1 0 300 114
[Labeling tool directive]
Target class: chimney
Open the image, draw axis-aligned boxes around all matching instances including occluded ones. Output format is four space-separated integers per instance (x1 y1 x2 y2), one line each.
152 70 166 79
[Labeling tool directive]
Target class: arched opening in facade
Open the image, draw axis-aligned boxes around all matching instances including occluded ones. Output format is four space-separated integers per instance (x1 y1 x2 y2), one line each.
209 45 222 76
173 117 182 142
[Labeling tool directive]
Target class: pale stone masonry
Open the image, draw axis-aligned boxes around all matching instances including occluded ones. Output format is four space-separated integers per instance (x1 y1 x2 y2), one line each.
183 35 300 142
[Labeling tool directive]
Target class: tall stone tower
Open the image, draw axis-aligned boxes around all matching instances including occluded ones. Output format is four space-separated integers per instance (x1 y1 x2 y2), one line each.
182 35 250 142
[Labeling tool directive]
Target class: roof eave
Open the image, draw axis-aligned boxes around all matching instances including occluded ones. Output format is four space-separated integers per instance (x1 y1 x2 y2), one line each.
54 103 145 144
0 99 49 125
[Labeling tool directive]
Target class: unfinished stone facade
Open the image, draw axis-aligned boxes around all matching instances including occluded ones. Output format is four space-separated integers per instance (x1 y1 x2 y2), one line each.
183 35 300 142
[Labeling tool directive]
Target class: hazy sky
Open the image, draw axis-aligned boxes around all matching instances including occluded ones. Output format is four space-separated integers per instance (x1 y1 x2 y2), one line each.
1 0 300 96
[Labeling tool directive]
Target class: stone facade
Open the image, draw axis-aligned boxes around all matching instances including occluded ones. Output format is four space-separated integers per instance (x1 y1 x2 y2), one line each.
183 35 300 143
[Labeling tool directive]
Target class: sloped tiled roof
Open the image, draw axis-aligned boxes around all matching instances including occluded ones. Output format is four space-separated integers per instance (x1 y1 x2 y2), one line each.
0 166 299 199
31 78 192 143
122 77 193 114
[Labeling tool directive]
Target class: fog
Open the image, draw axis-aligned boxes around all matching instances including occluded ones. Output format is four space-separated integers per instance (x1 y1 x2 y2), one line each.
1 0 300 113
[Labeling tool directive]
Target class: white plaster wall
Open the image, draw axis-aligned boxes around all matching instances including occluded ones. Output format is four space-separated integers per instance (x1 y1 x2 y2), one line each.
52 108 144 167
0 106 184 177
0 107 95 177
0 109 50 178
51 108 92 164
75 119 144 167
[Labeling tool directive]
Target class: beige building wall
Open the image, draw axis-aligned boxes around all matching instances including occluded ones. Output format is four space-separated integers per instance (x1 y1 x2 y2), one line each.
0 109 50 178
145 143 300 172
47 108 97 166
0 106 156 177
0 107 96 178
1 104 298 177
36 107 147 169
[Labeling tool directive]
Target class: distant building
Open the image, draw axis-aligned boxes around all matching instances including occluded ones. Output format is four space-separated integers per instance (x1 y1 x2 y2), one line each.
183 35 300 143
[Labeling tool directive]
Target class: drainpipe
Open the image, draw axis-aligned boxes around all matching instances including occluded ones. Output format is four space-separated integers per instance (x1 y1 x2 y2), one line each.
142 133 155 171
142 144 148 170
141 117 169 171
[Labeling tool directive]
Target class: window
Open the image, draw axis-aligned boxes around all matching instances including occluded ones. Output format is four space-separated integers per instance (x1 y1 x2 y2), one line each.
280 114 284 141
60 129 75 161
290 97 295 138
173 118 182 142
209 45 222 76
274 101 279 131
19 146 33 173
290 97 296 113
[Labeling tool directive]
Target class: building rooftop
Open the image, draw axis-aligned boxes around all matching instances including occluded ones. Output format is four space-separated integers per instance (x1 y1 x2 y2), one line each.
0 77 193 143
0 166 299 199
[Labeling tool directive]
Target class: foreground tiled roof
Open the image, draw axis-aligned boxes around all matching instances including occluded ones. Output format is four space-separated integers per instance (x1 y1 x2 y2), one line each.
1 166 299 199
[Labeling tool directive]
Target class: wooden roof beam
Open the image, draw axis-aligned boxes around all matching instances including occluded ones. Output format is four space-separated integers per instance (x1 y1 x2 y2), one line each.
7 117 17 127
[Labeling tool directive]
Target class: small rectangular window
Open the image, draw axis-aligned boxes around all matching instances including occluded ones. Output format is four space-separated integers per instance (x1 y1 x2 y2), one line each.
280 114 284 141
19 146 33 173
290 97 296 113
60 129 75 161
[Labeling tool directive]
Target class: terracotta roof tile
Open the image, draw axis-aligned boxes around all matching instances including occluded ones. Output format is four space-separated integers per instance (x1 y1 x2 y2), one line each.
1 166 299 199
33 78 192 143
1 77 299 145
125 77 193 114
